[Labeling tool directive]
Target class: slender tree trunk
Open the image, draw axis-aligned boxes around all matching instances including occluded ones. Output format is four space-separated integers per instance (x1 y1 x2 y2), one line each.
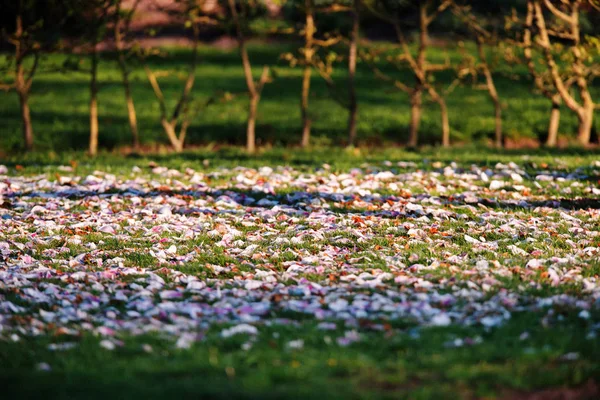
15 63 33 152
247 95 258 153
244 90 258 155
417 4 428 71
168 29 199 153
577 103 594 146
346 0 359 147
525 0 558 148
143 36 198 155
115 2 141 151
477 40 502 148
300 65 312 148
301 0 314 148
409 89 422 147
18 90 34 151
124 81 140 151
482 63 503 147
406 4 429 148
89 41 99 157
534 1 595 147
428 86 449 147
546 99 560 147
117 55 139 151
227 0 261 154
160 119 183 152
14 12 34 151
571 10 593 146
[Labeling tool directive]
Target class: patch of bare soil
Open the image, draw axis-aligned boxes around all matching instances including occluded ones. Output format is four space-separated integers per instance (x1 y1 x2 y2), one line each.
504 137 541 149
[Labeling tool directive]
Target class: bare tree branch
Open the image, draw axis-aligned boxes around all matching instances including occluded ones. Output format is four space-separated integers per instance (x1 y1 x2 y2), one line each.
143 65 168 120
542 0 577 24
359 49 410 93
170 26 199 125
24 52 39 91
425 0 453 26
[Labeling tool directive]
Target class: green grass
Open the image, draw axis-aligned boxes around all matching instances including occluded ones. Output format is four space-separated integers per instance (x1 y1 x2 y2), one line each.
0 42 597 152
1 314 598 399
1 131 599 397
1 145 599 177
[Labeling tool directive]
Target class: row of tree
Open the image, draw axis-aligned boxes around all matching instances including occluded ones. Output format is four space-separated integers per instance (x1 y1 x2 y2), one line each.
2 0 600 154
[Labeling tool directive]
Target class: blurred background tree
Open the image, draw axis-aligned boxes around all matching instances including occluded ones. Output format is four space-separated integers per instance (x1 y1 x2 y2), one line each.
0 0 599 153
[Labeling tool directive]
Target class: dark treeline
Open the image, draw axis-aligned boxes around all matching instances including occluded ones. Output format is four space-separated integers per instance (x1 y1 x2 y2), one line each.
1 0 600 154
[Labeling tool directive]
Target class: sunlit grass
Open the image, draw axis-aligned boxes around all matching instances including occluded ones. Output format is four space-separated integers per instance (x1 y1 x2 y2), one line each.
0 43 595 152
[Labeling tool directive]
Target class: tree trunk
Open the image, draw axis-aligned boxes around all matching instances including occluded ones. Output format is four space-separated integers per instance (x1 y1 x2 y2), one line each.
301 0 314 148
525 0 559 146
160 119 183 152
18 90 34 151
438 97 450 147
115 3 141 152
300 64 312 148
346 0 359 147
406 4 430 148
300 107 311 148
89 43 99 157
409 89 422 147
577 103 594 146
14 12 34 152
143 37 198 154
227 0 261 153
546 100 560 147
125 83 140 151
533 1 595 147
247 95 258 154
117 56 139 151
477 40 502 148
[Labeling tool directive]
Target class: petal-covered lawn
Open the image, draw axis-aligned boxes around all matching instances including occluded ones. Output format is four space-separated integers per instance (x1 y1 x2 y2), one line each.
1 152 599 398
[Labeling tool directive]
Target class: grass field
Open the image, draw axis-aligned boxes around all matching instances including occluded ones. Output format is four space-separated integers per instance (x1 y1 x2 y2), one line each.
1 148 599 399
1 42 597 153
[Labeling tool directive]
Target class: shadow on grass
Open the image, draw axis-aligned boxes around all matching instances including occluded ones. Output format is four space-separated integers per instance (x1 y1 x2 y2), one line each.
2 144 600 177
4 181 600 212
